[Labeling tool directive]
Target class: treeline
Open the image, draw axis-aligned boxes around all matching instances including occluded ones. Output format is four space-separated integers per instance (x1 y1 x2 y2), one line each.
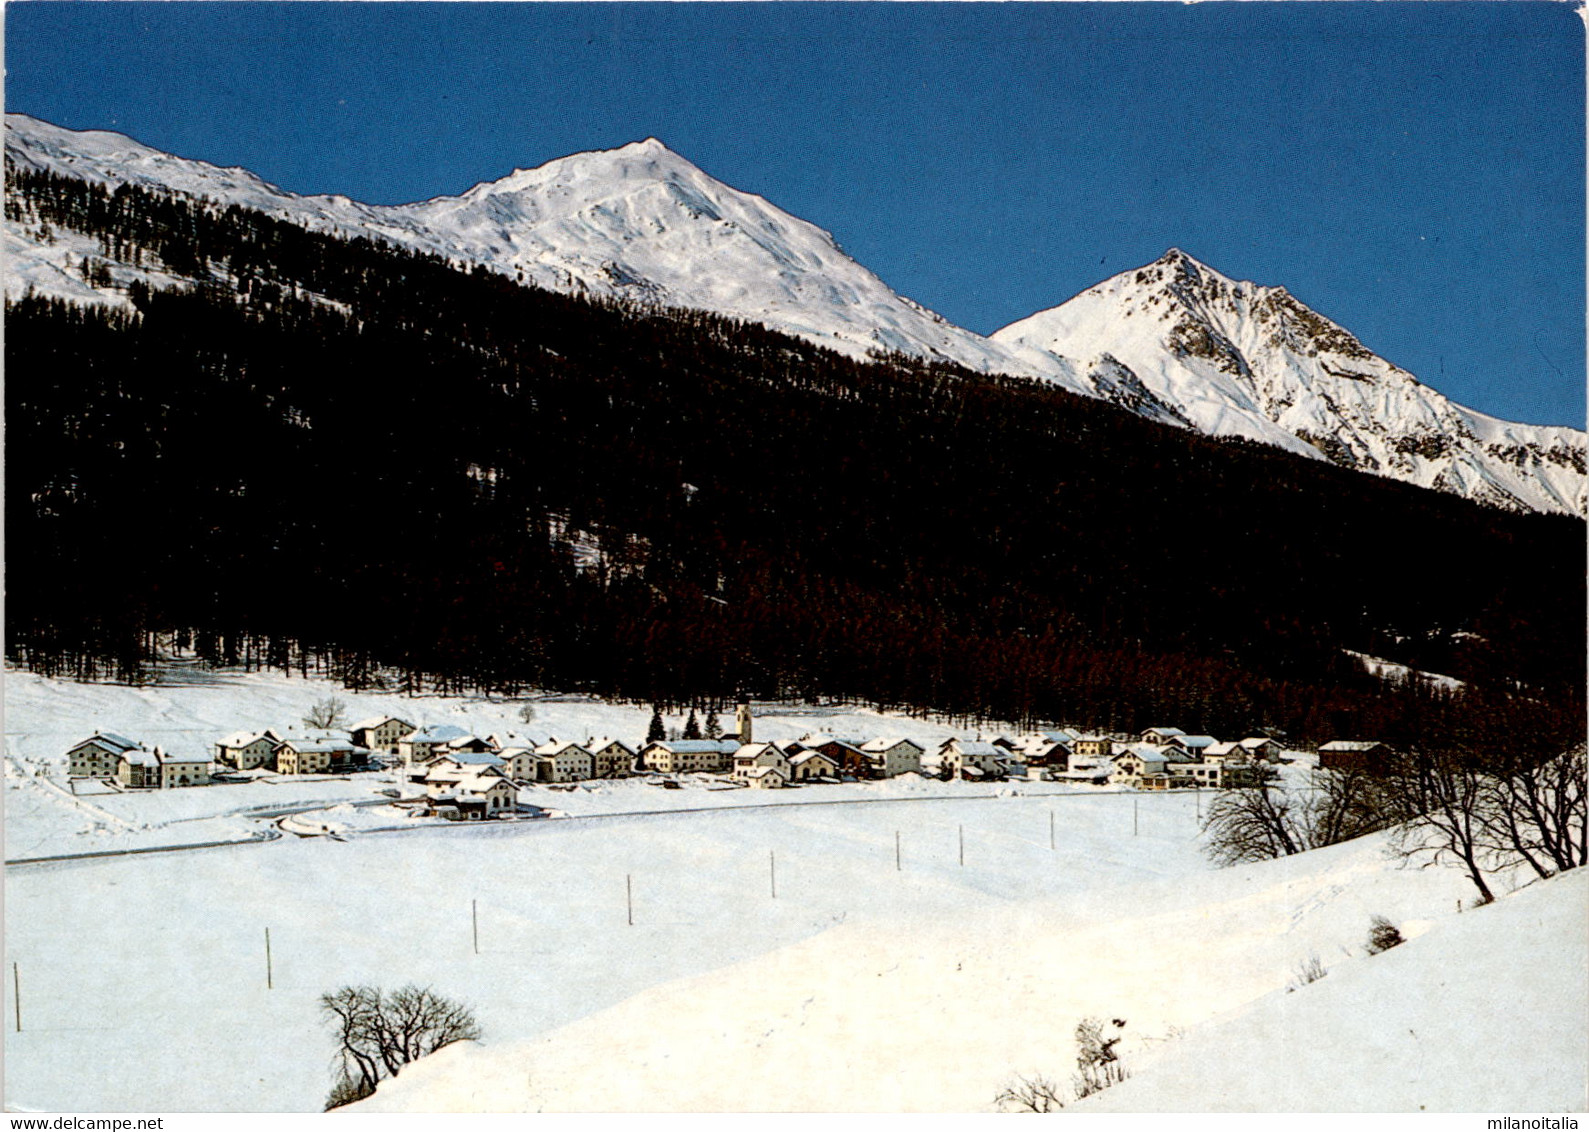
6 167 1584 743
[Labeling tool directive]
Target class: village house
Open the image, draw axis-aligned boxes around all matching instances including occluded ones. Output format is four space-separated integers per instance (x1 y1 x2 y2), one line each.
1020 740 1071 773
399 725 478 766
425 763 517 819
742 765 787 789
788 749 841 781
858 738 925 778
159 750 211 788
940 739 1006 780
66 732 144 779
349 716 415 756
641 738 738 774
1072 735 1114 761
1110 744 1193 790
531 740 594 783
1317 740 1395 774
495 747 538 781
1140 727 1186 746
1238 737 1282 762
589 739 636 778
215 728 287 770
1168 734 1217 757
274 734 366 776
116 746 162 789
733 743 792 782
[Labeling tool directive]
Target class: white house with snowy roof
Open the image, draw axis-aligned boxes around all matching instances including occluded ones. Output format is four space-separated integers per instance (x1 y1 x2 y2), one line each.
742 764 787 789
531 740 594 783
589 739 636 778
425 763 517 819
66 732 144 778
858 738 924 778
788 748 841 781
215 728 287 770
349 716 415 755
940 739 1006 780
733 743 792 781
158 749 211 788
1111 744 1193 789
640 738 737 774
274 734 367 775
400 725 490 766
1140 727 1186 746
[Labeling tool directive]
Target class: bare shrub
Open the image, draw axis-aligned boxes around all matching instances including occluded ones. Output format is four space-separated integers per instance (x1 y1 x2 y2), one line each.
518 703 537 725
995 1073 1066 1112
1072 1017 1129 1099
1365 915 1404 955
1291 953 1327 988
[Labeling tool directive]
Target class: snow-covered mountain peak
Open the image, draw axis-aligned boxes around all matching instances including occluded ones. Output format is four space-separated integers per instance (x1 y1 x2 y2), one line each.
5 114 1583 515
995 257 1585 514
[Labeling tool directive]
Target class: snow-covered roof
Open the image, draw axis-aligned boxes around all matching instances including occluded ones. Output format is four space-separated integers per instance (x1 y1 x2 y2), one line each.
120 748 160 767
285 738 360 754
217 728 284 749
1206 741 1242 757
351 715 413 732
535 739 590 757
405 725 472 744
95 732 142 753
734 742 781 759
591 738 635 753
444 750 505 766
160 752 210 765
1144 727 1186 739
1040 729 1080 744
859 737 923 753
789 750 836 766
1319 740 1387 753
952 740 1003 758
1175 735 1217 749
743 765 785 779
1239 737 1277 749
646 739 738 754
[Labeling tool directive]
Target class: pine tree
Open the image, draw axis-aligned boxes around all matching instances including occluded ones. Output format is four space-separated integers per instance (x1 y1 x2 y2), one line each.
683 708 701 740
704 706 722 739
646 708 665 744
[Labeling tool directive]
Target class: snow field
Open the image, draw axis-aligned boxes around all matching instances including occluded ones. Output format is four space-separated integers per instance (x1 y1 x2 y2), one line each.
6 789 1207 1112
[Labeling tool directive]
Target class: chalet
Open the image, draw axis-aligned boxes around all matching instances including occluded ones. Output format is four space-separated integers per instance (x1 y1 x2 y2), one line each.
742 765 787 790
590 739 637 778
159 750 211 788
788 749 841 781
66 733 143 779
349 716 415 755
1072 736 1114 760
1317 740 1395 775
1168 735 1217 757
733 743 793 781
274 734 365 776
940 739 1006 780
1110 744 1192 789
426 764 517 819
1020 741 1071 772
532 740 594 783
1141 727 1186 746
215 728 287 770
1238 737 1281 762
1204 741 1242 761
858 738 925 778
1039 728 1081 745
640 739 737 775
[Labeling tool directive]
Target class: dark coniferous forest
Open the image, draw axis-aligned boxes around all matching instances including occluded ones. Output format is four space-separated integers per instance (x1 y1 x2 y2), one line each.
6 168 1584 747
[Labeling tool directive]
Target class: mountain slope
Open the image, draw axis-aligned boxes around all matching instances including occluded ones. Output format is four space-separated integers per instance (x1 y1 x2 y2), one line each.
5 114 1582 514
2 112 1090 392
994 250 1586 515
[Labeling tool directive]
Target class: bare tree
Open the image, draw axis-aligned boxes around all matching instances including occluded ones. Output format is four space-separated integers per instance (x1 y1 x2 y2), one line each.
518 702 537 725
304 696 349 731
995 1073 1066 1112
1479 746 1586 881
1200 775 1301 865
1386 749 1496 905
320 985 480 1109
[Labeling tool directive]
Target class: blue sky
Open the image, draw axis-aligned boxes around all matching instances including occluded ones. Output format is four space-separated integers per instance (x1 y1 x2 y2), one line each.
6 2 1583 427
